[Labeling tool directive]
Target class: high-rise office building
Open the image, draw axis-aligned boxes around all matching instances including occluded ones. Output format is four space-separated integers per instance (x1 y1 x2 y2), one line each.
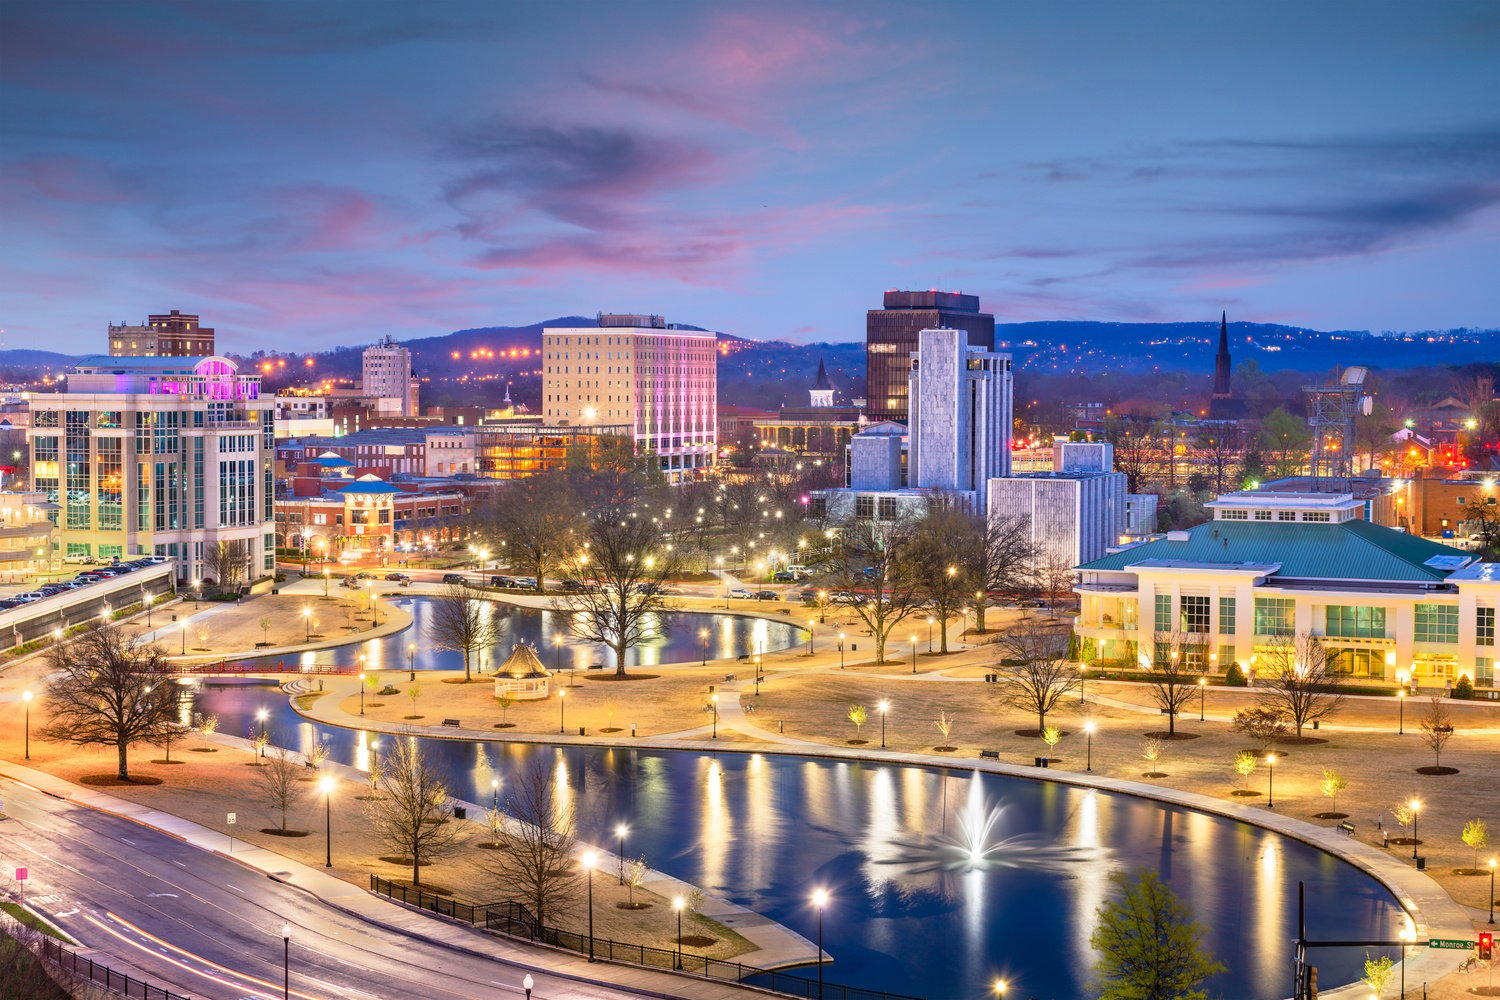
542 314 717 480
28 355 275 584
865 290 994 423
108 309 215 357
907 328 1013 500
362 336 417 416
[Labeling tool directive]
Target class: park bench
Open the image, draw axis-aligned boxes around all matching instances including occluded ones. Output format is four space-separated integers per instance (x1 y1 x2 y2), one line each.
979 749 1001 760
441 718 461 728
1337 821 1356 837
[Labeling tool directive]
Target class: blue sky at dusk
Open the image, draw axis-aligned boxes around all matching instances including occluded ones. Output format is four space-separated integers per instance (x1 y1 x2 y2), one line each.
2 0 1497 353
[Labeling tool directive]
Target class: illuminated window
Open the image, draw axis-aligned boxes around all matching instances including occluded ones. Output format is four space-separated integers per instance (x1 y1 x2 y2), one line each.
1326 605 1385 639
1218 596 1236 634
1254 597 1295 636
1477 607 1495 647
1414 604 1458 643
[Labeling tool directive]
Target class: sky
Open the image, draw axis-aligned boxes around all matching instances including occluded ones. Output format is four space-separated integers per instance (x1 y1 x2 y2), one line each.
2 1 1497 354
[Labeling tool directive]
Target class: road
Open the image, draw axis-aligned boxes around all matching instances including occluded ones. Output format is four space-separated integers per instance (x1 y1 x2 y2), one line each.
0 778 648 1000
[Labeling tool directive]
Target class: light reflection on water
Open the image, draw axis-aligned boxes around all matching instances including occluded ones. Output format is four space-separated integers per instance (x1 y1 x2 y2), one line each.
190 683 1401 999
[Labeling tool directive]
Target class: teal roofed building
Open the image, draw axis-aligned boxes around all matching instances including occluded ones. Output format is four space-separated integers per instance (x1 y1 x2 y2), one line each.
1073 490 1498 693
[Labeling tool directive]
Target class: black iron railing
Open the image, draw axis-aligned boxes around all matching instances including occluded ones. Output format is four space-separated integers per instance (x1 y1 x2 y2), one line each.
369 875 922 1000
40 937 196 999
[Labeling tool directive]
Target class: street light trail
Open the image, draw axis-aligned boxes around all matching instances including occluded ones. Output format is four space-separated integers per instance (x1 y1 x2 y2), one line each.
84 911 316 1000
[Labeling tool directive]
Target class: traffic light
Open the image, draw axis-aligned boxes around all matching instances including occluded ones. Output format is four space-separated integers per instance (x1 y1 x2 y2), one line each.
1480 932 1493 960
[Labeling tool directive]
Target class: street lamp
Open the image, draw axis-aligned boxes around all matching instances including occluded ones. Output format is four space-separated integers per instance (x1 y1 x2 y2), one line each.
615 823 628 884
523 973 533 999
1198 676 1207 721
281 921 291 1000
1266 753 1276 808
993 980 1007 997
910 634 917 673
491 778 500 810
1410 799 1421 860
673 895 686 969
22 690 33 759
1397 687 1406 735
1084 720 1095 772
817 589 828 624
710 693 718 739
323 568 330 597
809 620 816 654
303 607 312 643
558 689 567 733
255 708 268 756
1399 921 1414 998
699 628 709 665
878 699 889 748
581 850 598 961
181 621 188 656
358 672 366 715
1489 856 1496 924
838 633 846 669
320 776 334 867
1079 662 1087 705
811 888 828 1000
927 616 934 653
407 641 416 681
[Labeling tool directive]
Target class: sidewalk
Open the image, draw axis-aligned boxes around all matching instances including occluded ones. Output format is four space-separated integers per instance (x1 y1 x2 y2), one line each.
0 756 817 1000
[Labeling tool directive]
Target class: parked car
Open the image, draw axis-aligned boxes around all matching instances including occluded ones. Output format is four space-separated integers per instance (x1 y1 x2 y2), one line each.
384 572 410 582
754 590 779 601
62 554 95 565
441 573 467 585
512 576 538 590
490 575 516 588
726 587 754 599
558 579 585 592
0 598 23 610
772 570 804 583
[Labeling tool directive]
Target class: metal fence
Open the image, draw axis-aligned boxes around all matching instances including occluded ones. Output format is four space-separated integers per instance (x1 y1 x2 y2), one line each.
370 876 922 1000
40 938 196 1000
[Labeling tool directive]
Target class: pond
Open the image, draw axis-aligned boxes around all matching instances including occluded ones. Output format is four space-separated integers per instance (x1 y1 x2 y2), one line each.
187 681 1402 1000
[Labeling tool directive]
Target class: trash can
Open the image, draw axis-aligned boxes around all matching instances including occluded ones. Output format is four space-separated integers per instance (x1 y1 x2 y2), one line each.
1312 720 1319 730
578 726 586 736
1415 856 1426 871
1041 758 1050 768
1034 757 1044 767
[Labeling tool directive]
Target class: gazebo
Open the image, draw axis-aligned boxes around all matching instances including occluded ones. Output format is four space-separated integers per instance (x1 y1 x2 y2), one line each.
492 643 552 701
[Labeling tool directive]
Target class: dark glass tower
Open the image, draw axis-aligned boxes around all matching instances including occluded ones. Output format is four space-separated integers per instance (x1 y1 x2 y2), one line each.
865 291 994 423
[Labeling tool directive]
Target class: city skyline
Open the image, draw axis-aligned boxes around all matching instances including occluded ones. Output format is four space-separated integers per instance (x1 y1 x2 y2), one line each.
2 1 1497 353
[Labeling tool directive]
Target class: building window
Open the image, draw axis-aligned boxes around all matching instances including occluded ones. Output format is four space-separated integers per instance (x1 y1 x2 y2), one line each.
1413 604 1458 644
1179 595 1210 633
1254 597 1295 636
1477 657 1494 687
1217 644 1236 668
1329 648 1383 678
1253 510 1272 521
1154 593 1171 633
1325 605 1386 639
1302 511 1331 522
855 496 875 520
877 497 899 520
1277 511 1296 521
1220 509 1248 520
1218 596 1236 635
1478 607 1495 647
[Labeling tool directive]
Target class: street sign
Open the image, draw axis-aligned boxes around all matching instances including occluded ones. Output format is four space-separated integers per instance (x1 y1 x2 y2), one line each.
227 812 236 825
15 867 27 881
1429 938 1475 950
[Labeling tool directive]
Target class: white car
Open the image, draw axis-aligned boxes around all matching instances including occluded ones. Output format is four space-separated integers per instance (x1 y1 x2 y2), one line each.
727 587 754 599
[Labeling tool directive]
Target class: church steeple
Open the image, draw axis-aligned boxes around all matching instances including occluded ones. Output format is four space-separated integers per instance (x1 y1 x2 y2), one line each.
1211 311 1232 399
809 358 834 407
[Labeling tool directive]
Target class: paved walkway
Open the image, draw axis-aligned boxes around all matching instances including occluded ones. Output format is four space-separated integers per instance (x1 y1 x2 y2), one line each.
0 755 819 1000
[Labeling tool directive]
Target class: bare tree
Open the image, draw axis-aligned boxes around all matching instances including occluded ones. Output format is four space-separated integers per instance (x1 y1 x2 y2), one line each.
1419 697 1455 770
996 620 1079 734
825 519 924 664
152 719 188 763
1144 632 1199 737
476 473 584 593
366 737 458 886
1232 707 1289 753
957 511 1037 634
257 745 305 833
557 512 675 677
906 502 971 653
1254 633 1344 736
37 623 179 780
202 539 249 592
481 755 579 927
426 583 500 682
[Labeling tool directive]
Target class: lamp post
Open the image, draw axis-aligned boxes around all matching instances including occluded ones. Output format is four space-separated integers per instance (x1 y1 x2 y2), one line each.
358 672 366 715
491 778 500 810
1399 923 1413 998
255 708 268 756
281 921 291 1000
192 578 201 608
615 823 628 884
1084 720 1095 772
1079 663 1087 705
582 851 597 961
523 974 533 1000
407 641 416 681
1199 676 1207 721
181 622 188 657
1410 799 1421 860
320 776 333 867
323 568 330 597
1266 753 1276 808
1489 856 1496 924
673 896 685 969
1397 688 1406 735
817 589 827 624
838 633 846 669
22 690 33 759
878 699 889 748
993 981 1007 998
811 889 828 1000
710 693 718 739
809 620 816 654
303 607 312 643
927 617 935 652
370 739 379 774
558 688 567 734
910 634 918 673
699 629 709 665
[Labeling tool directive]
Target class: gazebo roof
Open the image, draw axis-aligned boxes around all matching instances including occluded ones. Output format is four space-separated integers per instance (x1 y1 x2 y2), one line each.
494 643 550 679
